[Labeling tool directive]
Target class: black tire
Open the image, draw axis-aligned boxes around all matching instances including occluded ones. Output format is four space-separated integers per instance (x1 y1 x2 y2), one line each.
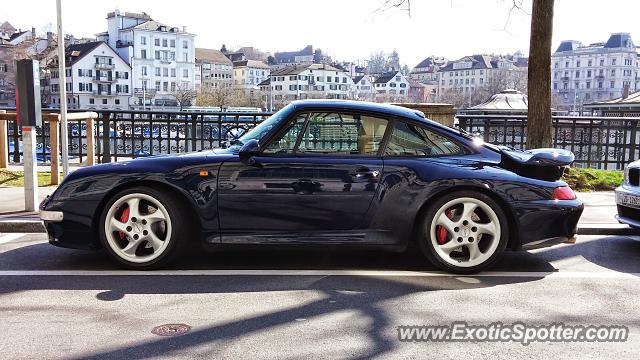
418 190 509 274
98 186 189 270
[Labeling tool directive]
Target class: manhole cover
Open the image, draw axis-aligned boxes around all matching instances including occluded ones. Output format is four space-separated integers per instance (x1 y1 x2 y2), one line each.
151 324 191 336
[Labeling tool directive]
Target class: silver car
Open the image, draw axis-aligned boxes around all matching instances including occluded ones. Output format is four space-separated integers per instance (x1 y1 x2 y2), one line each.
615 160 640 228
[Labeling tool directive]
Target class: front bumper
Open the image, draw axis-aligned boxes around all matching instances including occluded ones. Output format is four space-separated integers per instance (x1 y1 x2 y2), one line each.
615 185 640 228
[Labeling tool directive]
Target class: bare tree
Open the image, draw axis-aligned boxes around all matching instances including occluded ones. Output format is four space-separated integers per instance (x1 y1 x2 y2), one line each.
379 0 555 148
196 85 233 110
170 83 197 110
526 0 554 148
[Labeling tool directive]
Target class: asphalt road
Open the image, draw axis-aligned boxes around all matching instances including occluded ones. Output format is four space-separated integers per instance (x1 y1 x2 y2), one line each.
1 233 640 359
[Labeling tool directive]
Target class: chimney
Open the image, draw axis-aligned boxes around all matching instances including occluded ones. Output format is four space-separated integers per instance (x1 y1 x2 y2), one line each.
47 31 53 44
31 27 36 37
182 26 187 32
623 84 630 99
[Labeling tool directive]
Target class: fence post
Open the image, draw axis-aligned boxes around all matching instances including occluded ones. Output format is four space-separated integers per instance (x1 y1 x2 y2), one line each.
0 110 7 168
101 112 111 163
86 116 95 166
50 116 60 185
629 119 637 164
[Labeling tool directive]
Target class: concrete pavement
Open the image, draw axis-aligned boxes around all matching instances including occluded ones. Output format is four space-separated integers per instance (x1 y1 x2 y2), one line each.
1 233 639 359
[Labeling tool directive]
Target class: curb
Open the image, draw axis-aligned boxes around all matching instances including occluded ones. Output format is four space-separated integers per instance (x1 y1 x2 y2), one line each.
0 220 46 233
1 221 640 236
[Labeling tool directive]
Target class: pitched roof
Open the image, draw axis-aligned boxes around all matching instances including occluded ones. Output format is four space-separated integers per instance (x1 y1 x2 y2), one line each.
233 59 270 69
414 58 433 69
439 55 493 72
61 41 129 68
352 75 365 84
587 90 640 106
258 78 270 86
374 71 399 84
8 31 28 42
274 45 313 63
126 20 191 35
468 89 528 111
195 48 232 65
64 41 103 66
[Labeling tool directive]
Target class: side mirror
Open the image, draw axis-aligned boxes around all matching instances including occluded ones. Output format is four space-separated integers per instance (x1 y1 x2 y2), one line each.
239 139 260 165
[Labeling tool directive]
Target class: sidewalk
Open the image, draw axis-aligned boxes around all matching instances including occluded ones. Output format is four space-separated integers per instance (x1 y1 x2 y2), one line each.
0 186 637 235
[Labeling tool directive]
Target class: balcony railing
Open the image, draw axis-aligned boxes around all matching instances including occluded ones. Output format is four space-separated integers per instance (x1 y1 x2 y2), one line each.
95 63 115 70
457 114 640 170
92 90 116 96
94 76 116 83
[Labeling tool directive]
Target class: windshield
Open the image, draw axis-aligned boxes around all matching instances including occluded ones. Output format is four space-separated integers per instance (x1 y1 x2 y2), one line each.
229 104 295 151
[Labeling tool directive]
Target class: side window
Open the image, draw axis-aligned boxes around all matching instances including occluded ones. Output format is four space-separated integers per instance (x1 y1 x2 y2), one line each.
297 113 388 155
263 114 307 154
385 121 462 156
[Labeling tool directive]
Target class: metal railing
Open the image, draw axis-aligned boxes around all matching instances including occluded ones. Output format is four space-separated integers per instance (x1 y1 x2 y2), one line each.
457 114 639 170
0 108 273 165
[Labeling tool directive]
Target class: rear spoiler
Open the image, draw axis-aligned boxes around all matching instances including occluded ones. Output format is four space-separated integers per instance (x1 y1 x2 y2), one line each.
498 147 574 181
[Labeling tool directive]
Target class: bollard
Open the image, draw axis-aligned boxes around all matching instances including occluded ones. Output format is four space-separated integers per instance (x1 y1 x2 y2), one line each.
50 116 60 185
86 116 95 166
0 110 7 169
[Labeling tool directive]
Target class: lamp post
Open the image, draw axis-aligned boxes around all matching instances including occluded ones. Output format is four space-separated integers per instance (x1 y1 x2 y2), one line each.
56 0 69 176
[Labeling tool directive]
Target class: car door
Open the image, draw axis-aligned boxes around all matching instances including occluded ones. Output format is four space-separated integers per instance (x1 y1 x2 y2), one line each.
217 110 390 243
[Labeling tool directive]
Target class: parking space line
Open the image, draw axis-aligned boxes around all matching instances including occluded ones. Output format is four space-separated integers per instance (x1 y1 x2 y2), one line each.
0 269 638 278
0 233 27 245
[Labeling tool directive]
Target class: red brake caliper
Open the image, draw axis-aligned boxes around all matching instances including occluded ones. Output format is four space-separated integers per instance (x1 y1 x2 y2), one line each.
436 209 454 245
118 206 130 240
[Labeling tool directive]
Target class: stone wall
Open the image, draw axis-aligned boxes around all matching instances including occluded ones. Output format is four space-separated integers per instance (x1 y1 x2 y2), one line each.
392 103 456 127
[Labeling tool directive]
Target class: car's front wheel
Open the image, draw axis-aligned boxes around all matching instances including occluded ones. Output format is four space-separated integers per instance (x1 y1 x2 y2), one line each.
99 187 188 269
419 191 509 274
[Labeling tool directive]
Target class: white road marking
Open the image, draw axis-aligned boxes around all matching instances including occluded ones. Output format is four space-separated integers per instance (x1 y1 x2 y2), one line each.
0 233 27 245
0 269 637 279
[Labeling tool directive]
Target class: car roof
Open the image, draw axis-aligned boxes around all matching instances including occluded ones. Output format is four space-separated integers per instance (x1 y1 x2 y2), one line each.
289 100 428 122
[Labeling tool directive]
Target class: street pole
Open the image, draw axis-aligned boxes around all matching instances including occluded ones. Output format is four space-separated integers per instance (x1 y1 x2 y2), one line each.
56 0 69 176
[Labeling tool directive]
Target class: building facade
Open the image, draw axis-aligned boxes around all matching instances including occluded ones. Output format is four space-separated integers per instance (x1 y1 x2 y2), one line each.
195 48 233 90
351 75 375 101
46 41 132 110
436 55 527 106
97 10 196 109
232 58 270 89
373 71 409 102
266 64 352 108
551 33 640 111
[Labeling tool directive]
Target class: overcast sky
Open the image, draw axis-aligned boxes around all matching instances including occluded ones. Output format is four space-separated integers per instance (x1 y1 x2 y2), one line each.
4 0 639 67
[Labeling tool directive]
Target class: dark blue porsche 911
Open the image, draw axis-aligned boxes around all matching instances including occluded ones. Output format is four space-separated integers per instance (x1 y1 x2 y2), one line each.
39 100 583 273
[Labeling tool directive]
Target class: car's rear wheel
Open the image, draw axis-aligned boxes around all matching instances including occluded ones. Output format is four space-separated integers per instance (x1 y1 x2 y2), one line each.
419 191 508 274
99 187 187 269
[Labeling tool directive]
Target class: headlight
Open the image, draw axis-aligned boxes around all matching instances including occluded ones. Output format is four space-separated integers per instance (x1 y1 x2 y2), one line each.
625 166 629 185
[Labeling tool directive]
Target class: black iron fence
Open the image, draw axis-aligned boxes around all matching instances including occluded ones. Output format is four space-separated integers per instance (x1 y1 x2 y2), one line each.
1 109 273 164
457 114 637 170
1 108 637 170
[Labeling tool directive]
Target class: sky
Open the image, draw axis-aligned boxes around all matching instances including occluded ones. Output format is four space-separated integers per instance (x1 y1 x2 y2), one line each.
3 0 639 67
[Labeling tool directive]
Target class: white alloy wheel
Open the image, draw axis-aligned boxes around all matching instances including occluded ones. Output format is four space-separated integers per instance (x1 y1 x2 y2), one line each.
429 197 501 268
103 192 173 264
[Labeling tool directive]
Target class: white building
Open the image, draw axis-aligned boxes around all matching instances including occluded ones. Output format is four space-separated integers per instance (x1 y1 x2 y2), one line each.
268 64 352 106
232 58 270 89
437 55 527 100
97 10 196 109
47 41 131 110
373 71 409 102
552 33 640 110
351 75 375 101
196 48 233 90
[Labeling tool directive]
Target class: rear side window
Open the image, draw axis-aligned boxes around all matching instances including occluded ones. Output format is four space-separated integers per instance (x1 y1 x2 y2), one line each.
385 121 462 156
